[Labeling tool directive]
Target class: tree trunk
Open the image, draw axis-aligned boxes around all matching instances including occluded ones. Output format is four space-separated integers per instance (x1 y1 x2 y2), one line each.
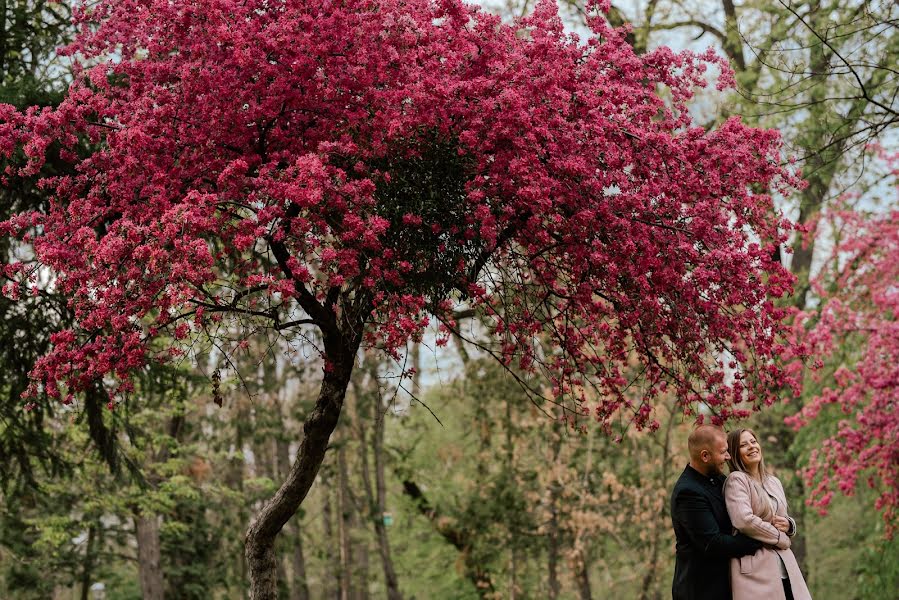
135 514 165 600
79 523 97 600
721 0 746 70
400 477 495 596
321 467 338 598
245 342 357 600
275 544 289 598
0 0 8 81
228 393 251 598
372 405 402 600
356 536 370 600
337 441 356 600
274 424 311 600
504 393 518 600
575 551 592 600
546 426 563 600
354 358 403 600
289 522 311 600
409 342 421 395
256 419 290 598
338 430 370 600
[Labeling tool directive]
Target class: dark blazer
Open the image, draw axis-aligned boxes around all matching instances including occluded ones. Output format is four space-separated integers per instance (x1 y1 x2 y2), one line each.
671 465 762 600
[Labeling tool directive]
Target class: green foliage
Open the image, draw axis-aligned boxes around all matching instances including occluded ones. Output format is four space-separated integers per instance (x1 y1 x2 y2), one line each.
0 498 71 597
369 137 481 300
160 491 227 599
0 1 82 499
0 1 72 108
857 535 899 600
804 487 899 600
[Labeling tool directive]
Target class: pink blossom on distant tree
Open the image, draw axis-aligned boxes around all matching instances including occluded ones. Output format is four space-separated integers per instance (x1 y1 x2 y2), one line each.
787 161 899 534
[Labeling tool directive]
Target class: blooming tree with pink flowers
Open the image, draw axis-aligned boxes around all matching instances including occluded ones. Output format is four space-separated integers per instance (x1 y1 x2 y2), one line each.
787 168 899 535
1 0 798 595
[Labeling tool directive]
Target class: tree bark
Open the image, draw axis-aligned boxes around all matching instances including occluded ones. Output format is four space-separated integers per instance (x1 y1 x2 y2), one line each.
341 433 371 600
257 416 290 598
0 0 9 84
546 427 563 600
135 514 165 600
575 551 592 600
337 441 356 600
639 406 678 600
321 467 338 598
504 393 518 600
372 406 401 600
79 522 97 600
0 0 8 81
230 396 251 598
245 339 357 600
721 0 746 70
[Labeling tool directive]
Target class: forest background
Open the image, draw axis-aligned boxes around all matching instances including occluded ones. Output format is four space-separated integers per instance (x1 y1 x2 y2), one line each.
0 0 896 599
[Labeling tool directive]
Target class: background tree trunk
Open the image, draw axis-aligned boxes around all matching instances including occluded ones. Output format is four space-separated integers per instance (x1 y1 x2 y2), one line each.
640 406 678 600
546 422 563 600
354 358 403 600
227 396 251 598
575 552 592 600
372 403 402 600
0 0 8 80
289 522 311 600
273 415 311 600
244 341 357 600
321 467 338 599
79 523 97 600
134 514 164 600
337 440 355 600
546 485 561 600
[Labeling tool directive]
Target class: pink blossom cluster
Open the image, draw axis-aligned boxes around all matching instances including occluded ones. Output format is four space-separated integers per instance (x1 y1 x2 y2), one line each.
786 199 899 535
1 0 797 429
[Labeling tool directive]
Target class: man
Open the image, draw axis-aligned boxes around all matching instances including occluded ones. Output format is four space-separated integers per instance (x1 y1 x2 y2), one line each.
671 425 763 600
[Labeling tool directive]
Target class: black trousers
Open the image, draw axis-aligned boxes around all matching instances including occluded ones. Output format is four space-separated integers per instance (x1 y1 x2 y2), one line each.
783 577 795 600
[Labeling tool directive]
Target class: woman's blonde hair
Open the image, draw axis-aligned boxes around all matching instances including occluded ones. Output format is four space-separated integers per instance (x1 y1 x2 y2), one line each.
726 428 773 519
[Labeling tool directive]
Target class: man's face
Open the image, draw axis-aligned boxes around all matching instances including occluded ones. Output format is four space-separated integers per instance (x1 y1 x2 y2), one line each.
703 435 730 476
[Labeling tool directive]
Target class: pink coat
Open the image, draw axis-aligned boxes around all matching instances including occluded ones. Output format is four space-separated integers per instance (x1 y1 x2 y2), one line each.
723 471 813 600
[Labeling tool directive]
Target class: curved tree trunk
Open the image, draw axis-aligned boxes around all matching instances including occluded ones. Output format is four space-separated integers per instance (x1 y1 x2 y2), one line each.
245 342 357 599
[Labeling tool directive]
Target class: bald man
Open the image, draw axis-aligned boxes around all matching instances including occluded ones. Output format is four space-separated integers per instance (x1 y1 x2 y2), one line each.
671 425 762 600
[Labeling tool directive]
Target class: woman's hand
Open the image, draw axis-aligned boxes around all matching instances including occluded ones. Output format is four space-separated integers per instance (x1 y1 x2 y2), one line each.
772 516 790 533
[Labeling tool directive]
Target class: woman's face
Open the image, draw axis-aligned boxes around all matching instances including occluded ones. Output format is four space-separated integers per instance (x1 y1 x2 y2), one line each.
738 431 762 469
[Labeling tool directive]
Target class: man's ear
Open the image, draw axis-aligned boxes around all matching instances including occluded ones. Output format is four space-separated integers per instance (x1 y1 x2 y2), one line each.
700 449 710 463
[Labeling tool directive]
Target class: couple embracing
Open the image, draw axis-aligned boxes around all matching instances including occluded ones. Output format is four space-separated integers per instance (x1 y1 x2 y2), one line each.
671 425 813 600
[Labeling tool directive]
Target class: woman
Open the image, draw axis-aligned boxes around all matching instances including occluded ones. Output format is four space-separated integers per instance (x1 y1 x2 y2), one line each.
723 428 812 600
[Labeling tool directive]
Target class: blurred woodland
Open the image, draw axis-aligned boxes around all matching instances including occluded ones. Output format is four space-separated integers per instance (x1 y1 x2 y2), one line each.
1 1 897 599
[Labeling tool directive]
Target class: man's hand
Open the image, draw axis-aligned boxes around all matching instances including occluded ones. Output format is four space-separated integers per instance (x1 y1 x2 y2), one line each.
772 516 790 533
